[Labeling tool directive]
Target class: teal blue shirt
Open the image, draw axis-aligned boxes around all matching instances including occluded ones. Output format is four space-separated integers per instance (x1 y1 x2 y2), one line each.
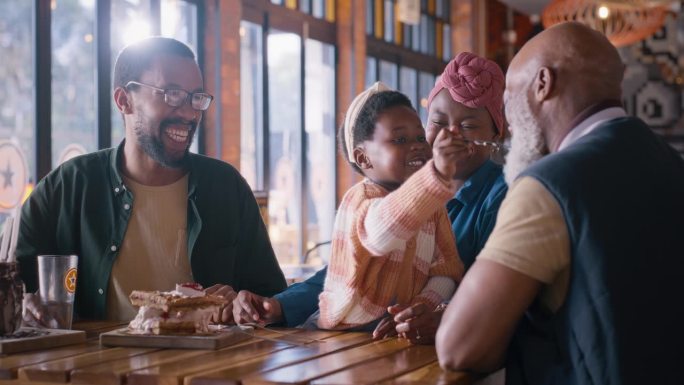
447 160 508 269
17 142 287 319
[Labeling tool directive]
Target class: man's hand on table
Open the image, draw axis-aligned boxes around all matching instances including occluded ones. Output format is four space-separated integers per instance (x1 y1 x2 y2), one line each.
391 303 444 345
204 284 238 324
232 290 283 325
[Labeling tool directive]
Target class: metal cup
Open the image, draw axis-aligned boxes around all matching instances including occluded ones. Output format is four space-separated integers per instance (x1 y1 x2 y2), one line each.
37 255 78 329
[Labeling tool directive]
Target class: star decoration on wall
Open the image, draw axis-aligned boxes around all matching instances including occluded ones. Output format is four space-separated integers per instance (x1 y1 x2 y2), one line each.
1 161 14 190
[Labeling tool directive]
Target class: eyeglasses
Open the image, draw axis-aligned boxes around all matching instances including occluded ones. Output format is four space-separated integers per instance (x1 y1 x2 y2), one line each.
125 81 214 111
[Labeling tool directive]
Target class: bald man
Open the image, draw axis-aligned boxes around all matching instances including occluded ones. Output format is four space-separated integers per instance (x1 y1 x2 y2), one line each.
435 22 684 385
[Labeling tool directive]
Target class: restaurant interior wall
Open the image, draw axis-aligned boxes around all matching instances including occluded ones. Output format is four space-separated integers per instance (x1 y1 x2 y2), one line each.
494 0 684 155
618 8 684 154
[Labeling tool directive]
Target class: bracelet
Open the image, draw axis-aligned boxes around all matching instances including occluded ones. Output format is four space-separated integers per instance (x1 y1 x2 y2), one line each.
434 302 449 312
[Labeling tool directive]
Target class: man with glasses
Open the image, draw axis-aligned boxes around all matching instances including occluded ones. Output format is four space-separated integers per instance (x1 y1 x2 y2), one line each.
17 37 286 324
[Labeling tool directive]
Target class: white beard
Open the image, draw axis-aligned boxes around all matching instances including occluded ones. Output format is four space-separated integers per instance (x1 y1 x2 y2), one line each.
503 96 548 186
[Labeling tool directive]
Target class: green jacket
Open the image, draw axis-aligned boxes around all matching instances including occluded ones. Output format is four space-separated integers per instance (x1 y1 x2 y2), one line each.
17 143 287 319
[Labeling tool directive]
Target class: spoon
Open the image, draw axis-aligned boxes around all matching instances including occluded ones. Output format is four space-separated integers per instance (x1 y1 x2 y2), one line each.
462 139 507 151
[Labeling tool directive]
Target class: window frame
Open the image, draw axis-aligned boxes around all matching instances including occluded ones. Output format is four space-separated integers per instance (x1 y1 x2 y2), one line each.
241 0 337 264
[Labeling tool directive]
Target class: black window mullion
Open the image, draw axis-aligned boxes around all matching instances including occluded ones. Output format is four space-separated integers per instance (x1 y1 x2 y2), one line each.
34 0 51 180
96 0 112 150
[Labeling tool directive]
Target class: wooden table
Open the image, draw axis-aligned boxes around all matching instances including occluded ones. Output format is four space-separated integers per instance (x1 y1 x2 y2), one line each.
0 321 477 385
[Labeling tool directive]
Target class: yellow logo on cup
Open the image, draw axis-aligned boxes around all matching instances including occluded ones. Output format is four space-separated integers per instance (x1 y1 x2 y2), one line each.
64 267 77 293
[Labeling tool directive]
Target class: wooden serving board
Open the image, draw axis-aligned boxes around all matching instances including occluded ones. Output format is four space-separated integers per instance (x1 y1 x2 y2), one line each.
100 326 252 350
0 328 86 354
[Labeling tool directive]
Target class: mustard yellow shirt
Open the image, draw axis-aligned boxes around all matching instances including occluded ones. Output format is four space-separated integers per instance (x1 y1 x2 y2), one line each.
106 174 193 321
477 177 571 312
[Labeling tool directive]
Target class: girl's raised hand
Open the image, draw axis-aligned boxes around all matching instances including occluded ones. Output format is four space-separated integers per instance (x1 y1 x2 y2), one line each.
432 128 472 180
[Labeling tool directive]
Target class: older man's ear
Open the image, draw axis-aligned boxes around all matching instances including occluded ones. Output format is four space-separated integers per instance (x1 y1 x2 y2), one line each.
533 67 554 103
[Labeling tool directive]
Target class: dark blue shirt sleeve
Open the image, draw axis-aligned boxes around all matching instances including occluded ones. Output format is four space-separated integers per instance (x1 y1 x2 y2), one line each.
273 266 327 327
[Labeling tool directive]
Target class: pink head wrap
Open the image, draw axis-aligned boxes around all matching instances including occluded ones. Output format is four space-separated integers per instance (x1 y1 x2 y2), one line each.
426 52 505 133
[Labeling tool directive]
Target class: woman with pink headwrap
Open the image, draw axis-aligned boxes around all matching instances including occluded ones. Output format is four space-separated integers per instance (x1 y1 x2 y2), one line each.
385 52 508 344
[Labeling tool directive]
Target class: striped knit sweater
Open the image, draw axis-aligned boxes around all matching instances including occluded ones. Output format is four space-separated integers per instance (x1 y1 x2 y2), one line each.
318 160 464 330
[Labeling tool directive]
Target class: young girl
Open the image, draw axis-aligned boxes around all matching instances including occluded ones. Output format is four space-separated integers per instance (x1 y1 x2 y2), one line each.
318 82 464 331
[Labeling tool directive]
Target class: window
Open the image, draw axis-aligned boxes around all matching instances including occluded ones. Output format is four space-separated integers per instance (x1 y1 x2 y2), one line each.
161 0 199 154
367 58 432 123
273 0 336 21
418 71 435 123
399 66 418 109
240 21 265 191
240 4 337 268
263 32 336 267
267 30 303 265
379 60 399 89
52 0 97 166
365 0 448 123
0 0 34 215
367 0 450 60
304 39 335 265
161 0 198 53
110 0 153 146
365 56 377 88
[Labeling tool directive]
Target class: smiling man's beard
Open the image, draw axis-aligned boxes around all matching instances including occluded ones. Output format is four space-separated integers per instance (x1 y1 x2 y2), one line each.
134 117 196 169
503 96 548 186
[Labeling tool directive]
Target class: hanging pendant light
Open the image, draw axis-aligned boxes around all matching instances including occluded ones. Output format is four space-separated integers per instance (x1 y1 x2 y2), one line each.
541 0 672 47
